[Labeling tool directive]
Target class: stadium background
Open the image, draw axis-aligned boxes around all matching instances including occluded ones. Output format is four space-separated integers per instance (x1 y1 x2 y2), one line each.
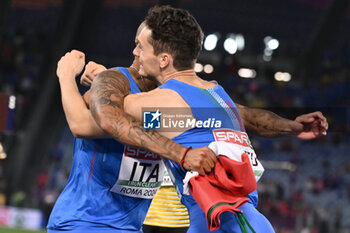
0 0 349 232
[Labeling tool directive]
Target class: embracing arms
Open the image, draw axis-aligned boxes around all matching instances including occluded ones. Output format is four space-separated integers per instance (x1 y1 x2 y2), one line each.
88 68 216 175
57 50 215 175
236 104 328 140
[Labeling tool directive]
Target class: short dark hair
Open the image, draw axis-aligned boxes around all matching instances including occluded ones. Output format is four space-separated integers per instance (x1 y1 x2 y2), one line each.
144 5 203 70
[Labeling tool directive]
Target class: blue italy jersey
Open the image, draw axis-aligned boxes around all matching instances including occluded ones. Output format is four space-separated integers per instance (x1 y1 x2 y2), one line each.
158 79 274 233
47 67 164 233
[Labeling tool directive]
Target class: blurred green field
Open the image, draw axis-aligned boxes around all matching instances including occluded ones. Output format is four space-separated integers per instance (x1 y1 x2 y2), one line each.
0 227 46 233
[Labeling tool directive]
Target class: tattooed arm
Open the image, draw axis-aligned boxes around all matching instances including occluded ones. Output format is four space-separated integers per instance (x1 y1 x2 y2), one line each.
90 70 216 175
236 104 328 140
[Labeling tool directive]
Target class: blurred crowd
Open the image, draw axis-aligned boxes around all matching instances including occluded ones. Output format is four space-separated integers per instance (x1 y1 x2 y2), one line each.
0 25 49 209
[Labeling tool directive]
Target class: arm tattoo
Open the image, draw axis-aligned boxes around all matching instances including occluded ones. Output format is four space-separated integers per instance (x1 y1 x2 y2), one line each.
89 70 184 162
237 104 294 137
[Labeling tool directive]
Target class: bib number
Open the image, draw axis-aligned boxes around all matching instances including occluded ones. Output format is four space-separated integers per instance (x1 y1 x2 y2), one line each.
213 129 264 181
110 145 165 199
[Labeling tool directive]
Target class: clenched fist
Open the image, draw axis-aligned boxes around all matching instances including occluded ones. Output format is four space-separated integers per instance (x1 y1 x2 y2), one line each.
57 50 85 79
80 61 107 87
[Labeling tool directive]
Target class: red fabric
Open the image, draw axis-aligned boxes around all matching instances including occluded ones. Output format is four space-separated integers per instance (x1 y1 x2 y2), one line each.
188 153 257 231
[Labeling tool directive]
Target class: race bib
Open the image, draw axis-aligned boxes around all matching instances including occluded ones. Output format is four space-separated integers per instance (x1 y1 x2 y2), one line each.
110 145 165 199
213 129 264 182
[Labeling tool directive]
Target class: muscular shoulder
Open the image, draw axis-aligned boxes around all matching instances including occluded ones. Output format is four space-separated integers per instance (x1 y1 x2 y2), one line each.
124 88 188 121
125 88 184 107
92 69 131 97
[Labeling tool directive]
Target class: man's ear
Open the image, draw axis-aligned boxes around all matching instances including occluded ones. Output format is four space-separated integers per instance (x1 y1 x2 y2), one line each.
159 53 171 69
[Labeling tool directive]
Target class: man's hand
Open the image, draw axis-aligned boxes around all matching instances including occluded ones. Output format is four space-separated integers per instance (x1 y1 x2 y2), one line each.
80 61 107 87
57 50 85 79
182 147 217 175
291 111 328 140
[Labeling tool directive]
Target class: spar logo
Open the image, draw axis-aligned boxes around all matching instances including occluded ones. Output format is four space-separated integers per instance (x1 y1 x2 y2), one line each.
213 129 251 147
123 145 161 161
143 110 161 129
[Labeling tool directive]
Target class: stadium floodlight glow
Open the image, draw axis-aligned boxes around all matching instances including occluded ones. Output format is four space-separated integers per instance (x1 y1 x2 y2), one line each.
235 34 245 51
264 36 279 50
283 72 291 82
204 33 218 51
274 72 291 82
0 143 5 160
275 72 283 81
9 95 16 109
0 152 6 159
238 68 257 78
268 39 279 50
194 63 203 73
263 55 272 62
264 48 273 56
203 64 214 74
224 37 237 54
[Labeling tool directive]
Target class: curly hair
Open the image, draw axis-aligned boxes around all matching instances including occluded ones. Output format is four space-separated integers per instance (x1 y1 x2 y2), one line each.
144 5 203 70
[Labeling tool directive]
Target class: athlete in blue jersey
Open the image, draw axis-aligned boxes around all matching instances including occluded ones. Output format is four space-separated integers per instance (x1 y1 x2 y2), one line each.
101 6 328 233
48 70 156 232
48 50 163 232
153 79 268 232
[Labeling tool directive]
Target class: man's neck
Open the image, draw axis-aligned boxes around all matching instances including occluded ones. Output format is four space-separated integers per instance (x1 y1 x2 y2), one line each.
157 69 197 85
156 68 217 89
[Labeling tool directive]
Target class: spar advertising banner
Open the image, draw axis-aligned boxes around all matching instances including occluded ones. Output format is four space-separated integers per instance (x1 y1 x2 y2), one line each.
0 206 43 230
